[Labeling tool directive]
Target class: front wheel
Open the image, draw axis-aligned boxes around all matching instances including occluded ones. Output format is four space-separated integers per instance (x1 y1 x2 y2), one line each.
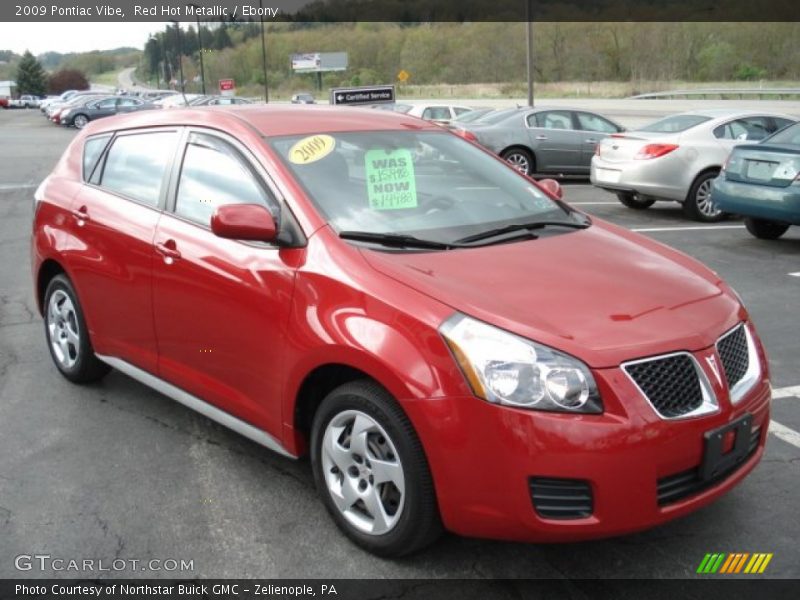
502 148 534 176
311 380 442 557
744 217 790 240
44 274 110 383
616 192 655 210
683 171 725 222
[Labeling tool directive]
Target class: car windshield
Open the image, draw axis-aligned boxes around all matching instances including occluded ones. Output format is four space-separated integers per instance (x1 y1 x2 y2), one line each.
638 114 712 133
764 122 800 146
269 130 573 246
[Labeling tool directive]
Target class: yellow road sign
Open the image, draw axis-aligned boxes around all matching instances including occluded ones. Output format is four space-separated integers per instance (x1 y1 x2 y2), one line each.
397 69 410 83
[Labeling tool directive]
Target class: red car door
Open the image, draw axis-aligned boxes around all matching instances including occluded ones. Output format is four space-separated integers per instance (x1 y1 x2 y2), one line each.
151 130 298 436
66 129 180 372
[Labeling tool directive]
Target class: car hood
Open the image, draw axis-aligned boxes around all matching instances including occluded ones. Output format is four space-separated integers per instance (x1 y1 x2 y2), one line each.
360 221 743 368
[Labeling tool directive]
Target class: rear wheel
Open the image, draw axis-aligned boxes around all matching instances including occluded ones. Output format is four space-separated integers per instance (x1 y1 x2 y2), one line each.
73 114 89 129
311 380 441 557
44 274 110 383
616 192 655 210
501 148 534 176
683 171 724 222
744 218 790 240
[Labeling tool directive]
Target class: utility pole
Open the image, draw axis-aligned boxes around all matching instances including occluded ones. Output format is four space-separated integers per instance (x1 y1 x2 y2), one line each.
169 20 188 104
188 4 206 94
526 0 534 107
259 0 269 102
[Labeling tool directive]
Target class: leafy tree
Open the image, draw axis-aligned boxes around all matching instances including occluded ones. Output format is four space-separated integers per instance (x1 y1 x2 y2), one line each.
48 69 90 94
15 50 47 96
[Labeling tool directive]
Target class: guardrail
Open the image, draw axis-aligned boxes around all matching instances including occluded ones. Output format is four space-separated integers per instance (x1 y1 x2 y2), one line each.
629 88 800 100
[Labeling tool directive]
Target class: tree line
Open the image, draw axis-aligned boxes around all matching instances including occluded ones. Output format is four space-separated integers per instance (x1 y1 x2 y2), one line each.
137 22 800 95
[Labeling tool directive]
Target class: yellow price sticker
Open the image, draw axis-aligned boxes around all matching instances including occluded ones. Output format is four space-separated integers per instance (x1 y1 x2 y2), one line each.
288 134 336 165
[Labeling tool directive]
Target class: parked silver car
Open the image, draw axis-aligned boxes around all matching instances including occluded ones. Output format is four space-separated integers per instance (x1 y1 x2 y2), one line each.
457 107 625 177
590 109 798 221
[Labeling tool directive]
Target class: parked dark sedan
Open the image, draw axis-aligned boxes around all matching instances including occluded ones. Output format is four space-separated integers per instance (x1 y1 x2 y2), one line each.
455 107 625 176
61 96 154 129
712 121 800 239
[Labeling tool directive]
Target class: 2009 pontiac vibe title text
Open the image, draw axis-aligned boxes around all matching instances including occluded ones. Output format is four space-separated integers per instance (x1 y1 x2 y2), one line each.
14 4 281 18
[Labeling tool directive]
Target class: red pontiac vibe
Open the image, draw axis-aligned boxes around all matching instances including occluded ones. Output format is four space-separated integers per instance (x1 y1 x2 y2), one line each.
32 105 770 556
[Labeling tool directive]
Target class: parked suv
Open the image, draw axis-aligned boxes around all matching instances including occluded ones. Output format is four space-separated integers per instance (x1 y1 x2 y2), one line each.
33 106 770 556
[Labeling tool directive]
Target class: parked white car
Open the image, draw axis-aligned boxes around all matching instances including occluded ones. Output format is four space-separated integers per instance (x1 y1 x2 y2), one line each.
10 95 41 108
591 109 798 221
405 103 474 124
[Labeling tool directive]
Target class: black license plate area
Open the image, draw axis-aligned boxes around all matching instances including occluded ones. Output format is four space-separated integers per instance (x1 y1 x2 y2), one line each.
700 413 753 482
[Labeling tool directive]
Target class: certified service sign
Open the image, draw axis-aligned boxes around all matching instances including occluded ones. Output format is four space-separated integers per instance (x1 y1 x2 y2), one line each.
330 85 396 106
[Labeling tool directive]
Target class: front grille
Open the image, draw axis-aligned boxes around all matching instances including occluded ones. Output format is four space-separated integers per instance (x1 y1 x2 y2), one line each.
624 354 704 418
656 427 761 506
529 477 593 519
717 324 749 390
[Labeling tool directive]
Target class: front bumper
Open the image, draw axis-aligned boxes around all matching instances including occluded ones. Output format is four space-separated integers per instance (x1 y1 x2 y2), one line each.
713 178 800 225
404 348 770 542
591 154 690 202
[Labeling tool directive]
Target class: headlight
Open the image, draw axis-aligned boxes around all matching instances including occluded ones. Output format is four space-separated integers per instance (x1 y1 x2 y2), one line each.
440 314 602 413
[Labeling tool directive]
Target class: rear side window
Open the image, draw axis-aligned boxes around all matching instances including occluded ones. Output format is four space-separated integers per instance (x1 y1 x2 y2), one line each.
175 133 277 227
422 107 452 120
713 117 771 141
530 111 574 130
575 112 620 133
100 131 178 206
82 135 110 182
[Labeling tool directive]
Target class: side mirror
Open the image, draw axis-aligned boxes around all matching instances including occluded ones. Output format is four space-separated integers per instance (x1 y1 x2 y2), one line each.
538 178 563 199
211 204 277 242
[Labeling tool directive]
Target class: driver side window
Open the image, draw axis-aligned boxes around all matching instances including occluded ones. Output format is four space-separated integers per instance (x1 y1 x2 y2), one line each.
175 133 277 227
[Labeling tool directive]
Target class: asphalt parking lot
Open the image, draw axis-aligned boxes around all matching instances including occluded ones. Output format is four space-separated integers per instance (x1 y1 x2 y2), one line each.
1 109 799 581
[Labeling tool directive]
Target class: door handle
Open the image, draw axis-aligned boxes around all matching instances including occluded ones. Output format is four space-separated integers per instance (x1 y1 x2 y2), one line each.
71 206 89 225
155 240 182 262
535 135 548 140
585 138 597 143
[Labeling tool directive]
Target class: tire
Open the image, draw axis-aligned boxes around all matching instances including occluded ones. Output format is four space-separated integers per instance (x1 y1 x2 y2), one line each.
616 192 655 210
310 380 442 557
501 148 535 176
683 171 725 222
43 274 110 384
73 114 89 129
744 217 790 240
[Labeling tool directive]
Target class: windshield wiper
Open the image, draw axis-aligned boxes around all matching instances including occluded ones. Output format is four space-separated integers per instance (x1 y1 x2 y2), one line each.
339 231 460 250
453 218 590 245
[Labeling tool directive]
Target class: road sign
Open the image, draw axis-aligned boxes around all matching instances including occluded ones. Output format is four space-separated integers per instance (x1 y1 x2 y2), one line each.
397 70 410 83
219 78 235 94
330 85 395 106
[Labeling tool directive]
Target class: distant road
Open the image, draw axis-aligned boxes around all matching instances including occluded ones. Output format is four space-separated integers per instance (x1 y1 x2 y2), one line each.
118 67 149 91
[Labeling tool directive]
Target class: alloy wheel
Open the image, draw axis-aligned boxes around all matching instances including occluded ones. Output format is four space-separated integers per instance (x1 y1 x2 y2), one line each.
321 409 405 535
47 290 80 369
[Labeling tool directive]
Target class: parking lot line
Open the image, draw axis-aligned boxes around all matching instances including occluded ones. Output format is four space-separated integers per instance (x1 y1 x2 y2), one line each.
769 420 800 450
789 272 800 278
772 385 800 399
0 183 37 191
631 225 745 233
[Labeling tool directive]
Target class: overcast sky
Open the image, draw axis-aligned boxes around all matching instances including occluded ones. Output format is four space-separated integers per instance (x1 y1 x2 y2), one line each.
2 23 171 55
